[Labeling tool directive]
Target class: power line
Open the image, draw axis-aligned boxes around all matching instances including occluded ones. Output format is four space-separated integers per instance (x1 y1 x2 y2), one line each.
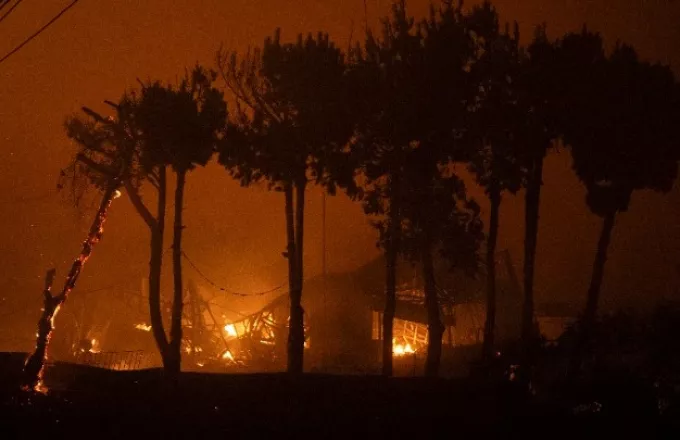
0 1 11 13
0 0 22 25
0 0 80 66
181 250 286 297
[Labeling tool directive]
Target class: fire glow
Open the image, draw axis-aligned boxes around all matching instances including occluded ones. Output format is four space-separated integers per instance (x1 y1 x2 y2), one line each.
224 324 237 337
393 339 415 357
135 323 152 331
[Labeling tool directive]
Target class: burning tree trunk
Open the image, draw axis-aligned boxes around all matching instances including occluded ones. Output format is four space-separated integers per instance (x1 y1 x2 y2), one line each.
423 230 443 378
382 175 401 377
23 182 120 390
287 180 306 374
482 183 500 362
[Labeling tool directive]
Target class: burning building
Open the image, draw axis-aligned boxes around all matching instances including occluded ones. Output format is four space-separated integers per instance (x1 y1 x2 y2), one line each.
45 249 534 377
193 249 524 375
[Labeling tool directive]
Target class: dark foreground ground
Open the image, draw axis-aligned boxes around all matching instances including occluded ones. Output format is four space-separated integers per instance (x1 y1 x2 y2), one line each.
0 352 677 439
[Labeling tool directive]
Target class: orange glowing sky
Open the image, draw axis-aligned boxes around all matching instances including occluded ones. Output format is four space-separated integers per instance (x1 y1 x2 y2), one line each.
0 1 679 340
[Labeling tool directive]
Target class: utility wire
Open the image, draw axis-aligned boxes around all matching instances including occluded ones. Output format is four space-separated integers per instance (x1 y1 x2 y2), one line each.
0 1 11 13
181 250 286 297
0 0 80 66
0 0 22 25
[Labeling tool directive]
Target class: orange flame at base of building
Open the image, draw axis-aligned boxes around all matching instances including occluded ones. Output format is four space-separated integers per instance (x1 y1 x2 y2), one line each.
392 339 416 357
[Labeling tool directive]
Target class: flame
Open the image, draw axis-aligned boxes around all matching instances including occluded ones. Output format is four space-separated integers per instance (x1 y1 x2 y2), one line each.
89 338 101 353
224 324 237 337
34 380 48 394
392 339 415 357
221 350 235 362
135 323 152 331
113 190 122 199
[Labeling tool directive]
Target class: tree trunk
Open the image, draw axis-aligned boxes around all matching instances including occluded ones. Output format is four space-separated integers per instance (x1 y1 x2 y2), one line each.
24 183 119 390
482 184 501 362
582 210 616 331
382 175 401 377
149 166 169 367
522 155 544 353
287 180 306 374
169 169 186 377
568 209 617 380
423 231 443 378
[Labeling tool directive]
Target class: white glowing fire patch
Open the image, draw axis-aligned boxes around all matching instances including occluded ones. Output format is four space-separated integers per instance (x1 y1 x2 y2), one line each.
392 339 415 357
89 338 101 353
224 324 237 337
221 350 235 362
135 323 152 331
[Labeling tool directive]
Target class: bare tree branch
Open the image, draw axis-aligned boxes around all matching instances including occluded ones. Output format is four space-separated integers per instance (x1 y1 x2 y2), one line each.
124 180 157 229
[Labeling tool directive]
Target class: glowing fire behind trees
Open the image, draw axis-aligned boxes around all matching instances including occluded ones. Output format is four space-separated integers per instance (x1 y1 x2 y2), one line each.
23 183 121 392
135 323 152 332
392 339 416 357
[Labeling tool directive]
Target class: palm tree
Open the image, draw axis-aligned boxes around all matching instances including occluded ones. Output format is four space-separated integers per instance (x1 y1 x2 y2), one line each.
217 31 353 374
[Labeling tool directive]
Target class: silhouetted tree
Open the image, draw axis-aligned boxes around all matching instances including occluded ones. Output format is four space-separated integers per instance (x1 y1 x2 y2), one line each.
24 121 125 389
135 66 226 376
465 2 525 361
563 39 680 354
352 1 482 377
516 27 561 361
399 163 483 377
63 95 173 374
217 31 353 374
348 0 418 378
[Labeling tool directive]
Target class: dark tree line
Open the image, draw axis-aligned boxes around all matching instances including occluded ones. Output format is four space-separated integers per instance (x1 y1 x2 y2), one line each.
26 0 679 383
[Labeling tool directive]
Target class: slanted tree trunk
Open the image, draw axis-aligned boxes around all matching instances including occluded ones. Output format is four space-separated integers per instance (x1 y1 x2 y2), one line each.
168 168 186 377
423 230 443 378
570 209 617 376
482 183 501 362
383 174 401 377
582 210 616 331
522 155 544 354
24 182 119 390
287 180 306 374
125 167 171 371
